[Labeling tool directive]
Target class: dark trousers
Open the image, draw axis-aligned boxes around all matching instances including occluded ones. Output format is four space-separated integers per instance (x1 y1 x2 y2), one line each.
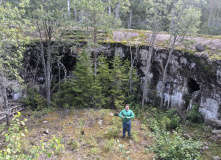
123 120 131 137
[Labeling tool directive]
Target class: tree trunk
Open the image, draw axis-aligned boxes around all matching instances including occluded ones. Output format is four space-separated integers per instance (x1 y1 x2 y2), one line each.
93 11 97 79
67 0 70 17
160 35 177 108
108 0 111 14
46 27 52 109
129 9 132 29
141 30 157 109
74 4 77 21
208 0 215 27
0 75 9 125
115 2 120 19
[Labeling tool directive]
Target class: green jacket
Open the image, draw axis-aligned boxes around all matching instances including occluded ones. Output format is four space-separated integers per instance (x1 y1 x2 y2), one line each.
119 109 135 122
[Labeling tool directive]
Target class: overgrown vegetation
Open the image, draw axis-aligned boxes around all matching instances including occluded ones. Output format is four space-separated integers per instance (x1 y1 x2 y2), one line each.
186 104 202 123
58 51 139 110
0 112 64 159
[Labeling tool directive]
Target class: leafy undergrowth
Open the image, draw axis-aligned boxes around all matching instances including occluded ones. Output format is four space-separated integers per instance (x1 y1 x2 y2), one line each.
1 108 220 159
20 109 154 159
183 123 221 160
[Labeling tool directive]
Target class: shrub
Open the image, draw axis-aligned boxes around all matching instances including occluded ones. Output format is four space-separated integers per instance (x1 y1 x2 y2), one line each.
90 147 101 155
146 119 202 160
0 112 64 159
165 109 180 129
67 139 79 150
186 104 202 123
98 109 111 119
87 135 98 147
103 139 115 152
105 126 120 139
22 88 47 111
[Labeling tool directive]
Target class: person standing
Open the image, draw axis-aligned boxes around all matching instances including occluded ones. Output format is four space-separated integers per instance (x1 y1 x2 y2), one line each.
119 104 135 139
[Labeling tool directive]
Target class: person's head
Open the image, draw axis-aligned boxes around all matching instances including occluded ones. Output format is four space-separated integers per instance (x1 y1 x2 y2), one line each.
125 104 129 111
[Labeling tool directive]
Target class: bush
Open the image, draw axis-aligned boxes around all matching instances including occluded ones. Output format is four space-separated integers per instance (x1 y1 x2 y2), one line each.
103 139 115 152
67 139 79 150
87 136 98 147
105 126 120 139
90 147 101 155
146 119 202 160
165 109 180 129
0 112 64 159
22 88 47 111
186 104 202 123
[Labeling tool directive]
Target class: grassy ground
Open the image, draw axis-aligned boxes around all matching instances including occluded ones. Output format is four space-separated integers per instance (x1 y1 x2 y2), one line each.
20 108 154 160
1 108 221 159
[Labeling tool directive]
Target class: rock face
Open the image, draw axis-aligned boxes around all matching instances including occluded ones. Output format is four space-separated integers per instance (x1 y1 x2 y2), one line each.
100 43 221 121
0 42 221 122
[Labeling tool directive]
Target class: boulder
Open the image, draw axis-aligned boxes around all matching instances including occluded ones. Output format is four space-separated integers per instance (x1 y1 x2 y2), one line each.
213 156 221 160
214 134 221 141
206 119 221 129
201 146 209 150
195 44 205 52
43 129 49 134
212 130 221 135
183 134 191 139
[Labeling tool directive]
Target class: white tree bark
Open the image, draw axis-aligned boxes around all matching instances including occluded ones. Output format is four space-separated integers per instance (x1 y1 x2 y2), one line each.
129 9 132 29
67 0 70 17
108 0 111 14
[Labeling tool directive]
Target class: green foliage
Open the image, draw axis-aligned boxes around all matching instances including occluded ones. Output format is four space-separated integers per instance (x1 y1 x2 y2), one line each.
106 117 121 139
60 52 139 109
0 123 5 133
0 112 64 159
87 135 98 147
98 109 111 119
116 140 131 159
67 139 79 150
103 139 115 152
146 118 202 160
68 50 94 108
78 118 85 131
105 126 120 139
109 56 128 109
22 88 47 111
0 0 31 83
90 147 101 155
186 104 202 123
165 109 180 129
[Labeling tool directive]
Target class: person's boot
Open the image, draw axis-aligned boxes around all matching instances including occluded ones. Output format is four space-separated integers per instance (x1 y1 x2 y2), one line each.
128 135 132 139
121 136 125 139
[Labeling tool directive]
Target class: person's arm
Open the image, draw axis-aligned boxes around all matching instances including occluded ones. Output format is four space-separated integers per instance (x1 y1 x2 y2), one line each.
126 110 135 119
119 110 124 118
130 110 135 119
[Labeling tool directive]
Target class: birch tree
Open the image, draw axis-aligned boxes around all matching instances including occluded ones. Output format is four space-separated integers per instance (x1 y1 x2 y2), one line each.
160 0 201 108
141 0 171 108
28 0 71 108
0 0 30 125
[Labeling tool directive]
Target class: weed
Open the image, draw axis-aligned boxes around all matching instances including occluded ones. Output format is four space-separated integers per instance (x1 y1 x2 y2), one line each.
98 109 111 119
103 139 115 152
0 123 5 133
90 147 101 155
67 139 79 150
186 104 202 123
87 135 98 147
105 126 120 139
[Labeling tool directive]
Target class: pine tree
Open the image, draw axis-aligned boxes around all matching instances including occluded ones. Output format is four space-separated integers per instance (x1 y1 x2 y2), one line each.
92 55 111 108
109 56 127 110
71 50 94 107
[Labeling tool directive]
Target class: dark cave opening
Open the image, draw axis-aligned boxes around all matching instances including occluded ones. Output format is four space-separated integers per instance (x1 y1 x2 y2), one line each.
188 78 200 94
